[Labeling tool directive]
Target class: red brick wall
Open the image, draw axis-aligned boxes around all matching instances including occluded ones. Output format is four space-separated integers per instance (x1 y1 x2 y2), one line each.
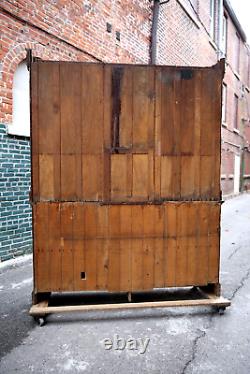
0 0 152 124
156 0 218 66
222 8 250 195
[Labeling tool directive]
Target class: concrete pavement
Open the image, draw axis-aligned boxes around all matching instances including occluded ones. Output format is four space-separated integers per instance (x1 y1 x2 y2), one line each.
0 194 250 373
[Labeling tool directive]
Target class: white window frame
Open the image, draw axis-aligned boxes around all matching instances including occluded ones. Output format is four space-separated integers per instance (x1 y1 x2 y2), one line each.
210 0 215 40
221 14 228 56
235 33 241 74
222 83 227 124
8 61 30 137
234 93 239 130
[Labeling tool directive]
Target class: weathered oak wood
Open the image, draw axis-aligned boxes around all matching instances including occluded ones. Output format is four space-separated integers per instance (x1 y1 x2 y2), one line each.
31 61 224 304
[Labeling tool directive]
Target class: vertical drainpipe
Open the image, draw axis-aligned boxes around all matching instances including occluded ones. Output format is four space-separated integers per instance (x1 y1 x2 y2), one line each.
150 0 160 65
218 0 224 60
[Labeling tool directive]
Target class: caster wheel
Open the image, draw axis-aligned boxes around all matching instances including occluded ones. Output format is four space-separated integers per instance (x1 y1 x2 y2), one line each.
38 317 46 326
34 316 46 326
218 307 226 315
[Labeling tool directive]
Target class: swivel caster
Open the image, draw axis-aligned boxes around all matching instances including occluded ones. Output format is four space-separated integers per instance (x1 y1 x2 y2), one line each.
215 306 226 315
34 316 46 326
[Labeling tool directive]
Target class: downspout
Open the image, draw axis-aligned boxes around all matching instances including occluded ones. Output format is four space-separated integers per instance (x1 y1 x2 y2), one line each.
150 0 160 64
150 0 171 64
218 0 224 60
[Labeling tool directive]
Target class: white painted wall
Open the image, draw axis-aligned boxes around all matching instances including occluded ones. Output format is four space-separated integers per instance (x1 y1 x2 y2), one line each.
234 154 241 194
8 61 30 137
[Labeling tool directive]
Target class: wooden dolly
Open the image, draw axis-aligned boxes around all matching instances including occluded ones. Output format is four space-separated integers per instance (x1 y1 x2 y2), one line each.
29 288 231 326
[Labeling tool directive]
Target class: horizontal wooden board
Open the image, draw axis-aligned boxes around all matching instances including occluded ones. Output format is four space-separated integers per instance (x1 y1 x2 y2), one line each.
33 202 220 293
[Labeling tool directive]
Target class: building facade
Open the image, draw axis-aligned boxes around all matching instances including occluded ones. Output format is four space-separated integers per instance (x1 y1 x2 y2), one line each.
0 0 249 261
221 1 250 195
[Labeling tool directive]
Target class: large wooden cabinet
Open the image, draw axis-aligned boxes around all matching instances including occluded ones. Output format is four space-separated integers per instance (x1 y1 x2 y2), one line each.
31 60 224 298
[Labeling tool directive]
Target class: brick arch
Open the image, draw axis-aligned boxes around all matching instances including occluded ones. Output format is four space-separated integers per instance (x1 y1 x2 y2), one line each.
2 42 49 75
0 42 50 124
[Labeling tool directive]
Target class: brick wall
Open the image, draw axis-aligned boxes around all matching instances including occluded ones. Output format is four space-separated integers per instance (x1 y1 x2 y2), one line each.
156 0 218 66
0 124 32 261
222 7 250 196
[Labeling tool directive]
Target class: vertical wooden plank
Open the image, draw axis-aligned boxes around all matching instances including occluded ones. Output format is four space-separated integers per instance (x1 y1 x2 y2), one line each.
160 67 175 155
175 203 188 286
39 155 55 200
31 62 39 202
38 62 60 154
186 203 199 285
126 154 133 200
148 149 155 200
132 154 149 200
196 202 210 285
154 67 161 200
60 156 80 200
200 156 213 199
131 206 144 290
171 69 181 156
212 66 223 200
155 156 161 200
111 154 128 200
82 64 104 202
82 155 103 201
84 204 97 290
200 66 222 200
32 204 38 291
103 65 112 150
163 70 181 199
161 156 180 199
201 65 222 158
73 204 86 291
111 66 123 149
60 63 82 201
120 67 133 148
181 156 198 199
38 62 60 200
208 203 220 283
142 205 155 290
120 205 132 291
96 205 109 290
148 66 156 150
199 68 221 200
213 147 221 200
35 203 50 291
200 70 213 157
103 65 111 201
132 67 154 151
82 64 104 154
161 156 172 198
107 205 121 291
155 67 162 157
61 203 74 290
180 70 195 155
48 203 62 291
165 203 177 286
193 70 202 199
154 205 165 287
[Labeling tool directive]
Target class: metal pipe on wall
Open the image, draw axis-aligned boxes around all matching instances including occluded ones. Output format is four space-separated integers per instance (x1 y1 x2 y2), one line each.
150 0 170 65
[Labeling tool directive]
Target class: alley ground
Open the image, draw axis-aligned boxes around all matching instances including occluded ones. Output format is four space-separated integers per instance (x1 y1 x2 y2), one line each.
0 194 250 374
